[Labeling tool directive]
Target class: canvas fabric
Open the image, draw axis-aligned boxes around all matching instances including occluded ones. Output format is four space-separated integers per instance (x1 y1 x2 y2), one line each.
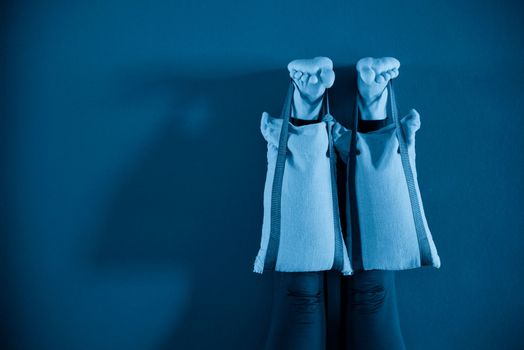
253 81 353 276
333 81 441 272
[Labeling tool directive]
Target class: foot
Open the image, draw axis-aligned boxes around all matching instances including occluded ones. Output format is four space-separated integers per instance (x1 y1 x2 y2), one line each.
287 56 335 120
356 57 400 120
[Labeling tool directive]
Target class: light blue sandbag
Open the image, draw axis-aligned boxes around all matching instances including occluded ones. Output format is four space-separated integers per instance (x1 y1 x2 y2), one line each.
253 82 353 276
333 81 441 271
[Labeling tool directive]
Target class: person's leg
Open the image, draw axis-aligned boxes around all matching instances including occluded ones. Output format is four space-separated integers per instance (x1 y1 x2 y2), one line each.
264 271 326 350
344 57 406 349
341 269 407 350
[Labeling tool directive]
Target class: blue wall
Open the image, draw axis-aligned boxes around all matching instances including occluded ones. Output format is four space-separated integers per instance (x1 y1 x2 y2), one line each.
2 1 524 349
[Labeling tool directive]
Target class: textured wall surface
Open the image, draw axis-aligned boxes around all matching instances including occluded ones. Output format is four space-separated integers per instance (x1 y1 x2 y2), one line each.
2 1 524 349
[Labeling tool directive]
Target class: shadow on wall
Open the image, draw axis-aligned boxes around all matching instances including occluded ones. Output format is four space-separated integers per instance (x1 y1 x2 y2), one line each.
90 66 359 349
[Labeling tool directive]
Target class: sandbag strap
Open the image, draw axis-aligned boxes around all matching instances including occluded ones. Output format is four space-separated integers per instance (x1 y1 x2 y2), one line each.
346 94 363 270
264 81 294 270
326 116 345 272
388 81 433 265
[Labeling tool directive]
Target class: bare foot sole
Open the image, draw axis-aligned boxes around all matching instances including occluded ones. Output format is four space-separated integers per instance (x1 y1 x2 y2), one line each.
356 57 400 120
287 56 335 120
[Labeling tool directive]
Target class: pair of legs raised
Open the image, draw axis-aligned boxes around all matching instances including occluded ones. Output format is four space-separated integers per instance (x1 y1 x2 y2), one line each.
263 270 406 350
262 57 406 350
288 56 400 120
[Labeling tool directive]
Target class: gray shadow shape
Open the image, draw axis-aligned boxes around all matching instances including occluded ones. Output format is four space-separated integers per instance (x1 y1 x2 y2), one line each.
89 65 373 350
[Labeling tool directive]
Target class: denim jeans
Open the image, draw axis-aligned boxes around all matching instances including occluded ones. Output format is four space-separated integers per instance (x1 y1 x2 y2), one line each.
263 269 407 350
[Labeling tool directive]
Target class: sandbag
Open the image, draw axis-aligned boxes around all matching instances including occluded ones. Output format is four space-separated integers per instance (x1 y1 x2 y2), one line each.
253 81 353 275
333 81 441 272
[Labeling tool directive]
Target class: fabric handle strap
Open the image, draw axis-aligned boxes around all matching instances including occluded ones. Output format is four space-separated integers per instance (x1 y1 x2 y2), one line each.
388 80 433 265
263 81 294 270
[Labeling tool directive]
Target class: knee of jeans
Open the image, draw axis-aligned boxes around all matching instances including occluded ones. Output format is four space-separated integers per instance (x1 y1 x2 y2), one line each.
286 289 323 319
351 284 387 314
285 275 323 307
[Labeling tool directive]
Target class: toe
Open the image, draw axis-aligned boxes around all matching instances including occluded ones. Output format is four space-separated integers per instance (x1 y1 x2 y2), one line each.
300 73 309 84
287 59 300 73
309 74 319 84
356 57 374 72
383 57 400 70
375 74 386 84
293 71 303 80
391 68 399 79
321 68 335 88
358 66 376 85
